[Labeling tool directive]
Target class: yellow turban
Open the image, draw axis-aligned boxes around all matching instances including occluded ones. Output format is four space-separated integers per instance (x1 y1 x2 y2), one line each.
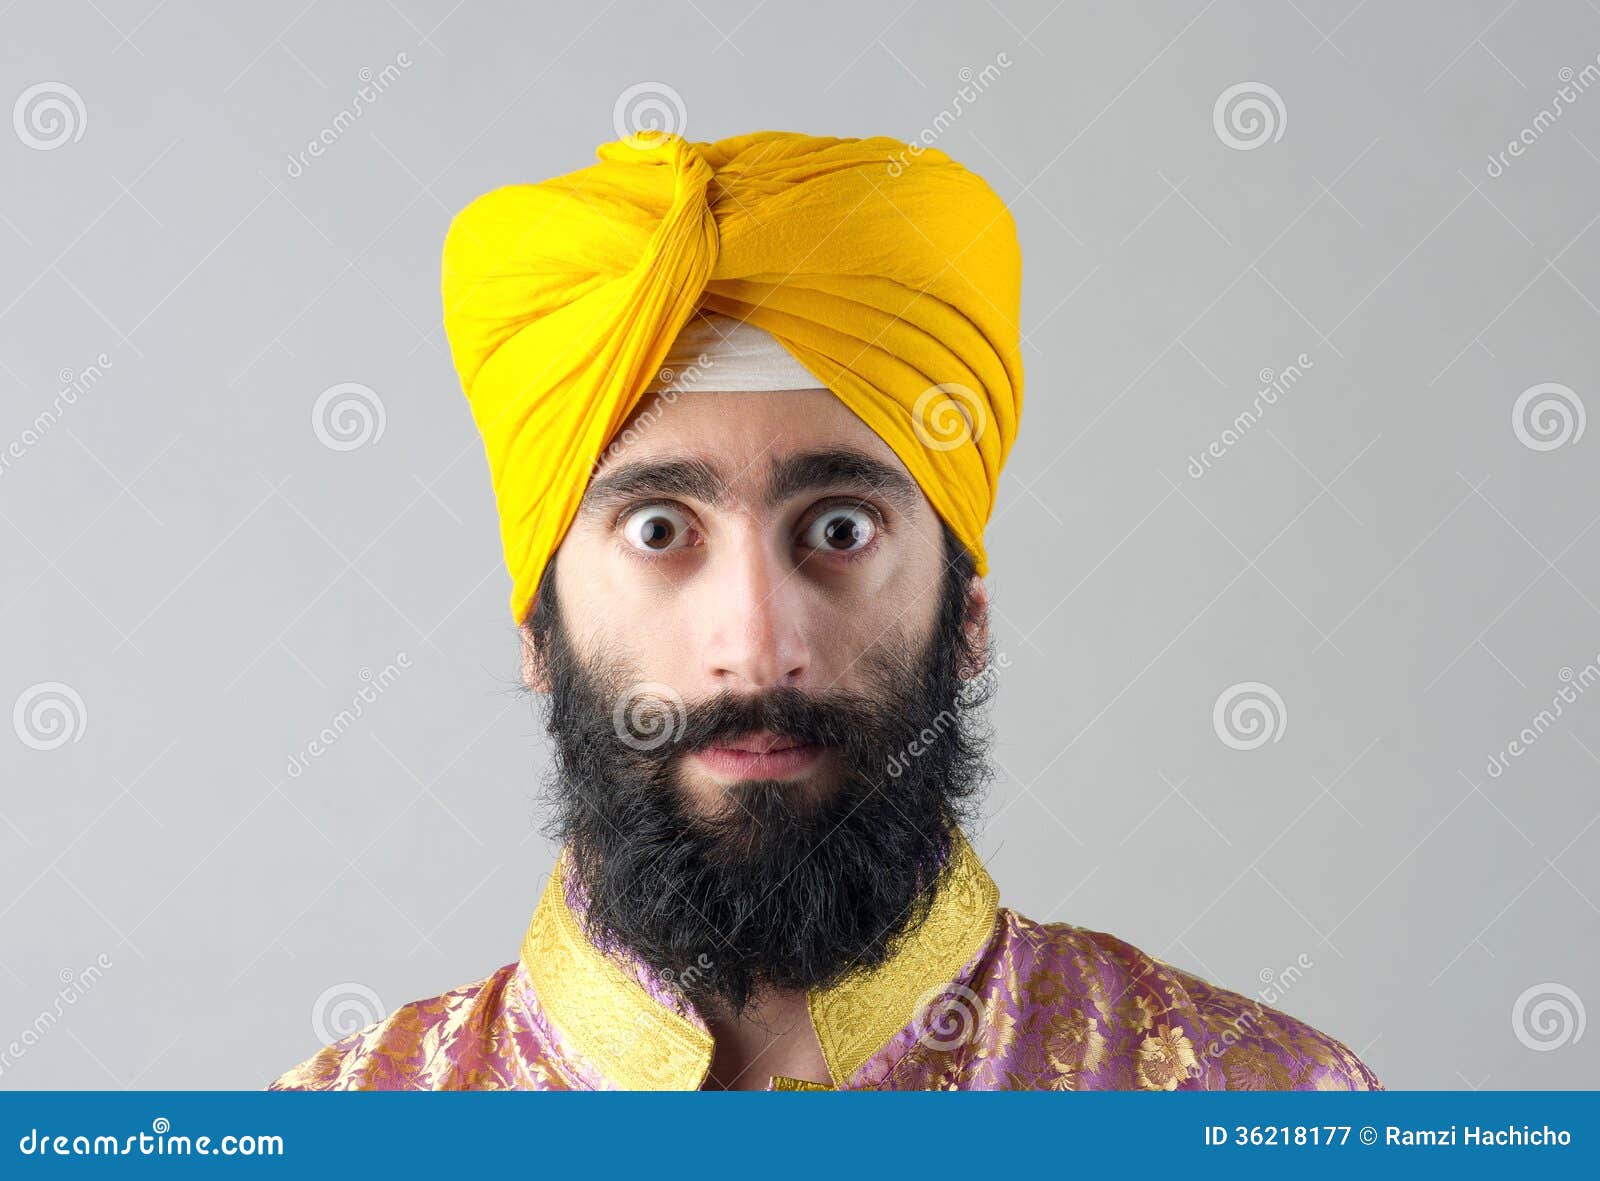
441 129 1023 625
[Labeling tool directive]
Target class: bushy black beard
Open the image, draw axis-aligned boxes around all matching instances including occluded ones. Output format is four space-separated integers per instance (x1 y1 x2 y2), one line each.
526 528 995 1019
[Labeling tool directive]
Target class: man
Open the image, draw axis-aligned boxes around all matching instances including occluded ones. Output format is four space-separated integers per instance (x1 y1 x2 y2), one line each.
268 129 1380 1091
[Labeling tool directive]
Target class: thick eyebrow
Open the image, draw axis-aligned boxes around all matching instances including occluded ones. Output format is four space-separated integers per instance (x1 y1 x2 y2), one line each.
577 447 921 520
578 458 724 520
763 448 921 512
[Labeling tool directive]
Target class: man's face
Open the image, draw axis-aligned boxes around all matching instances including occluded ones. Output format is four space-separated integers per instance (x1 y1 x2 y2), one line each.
531 387 977 815
520 387 993 1015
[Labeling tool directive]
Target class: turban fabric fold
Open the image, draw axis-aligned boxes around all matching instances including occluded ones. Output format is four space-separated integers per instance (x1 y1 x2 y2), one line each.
441 129 1023 625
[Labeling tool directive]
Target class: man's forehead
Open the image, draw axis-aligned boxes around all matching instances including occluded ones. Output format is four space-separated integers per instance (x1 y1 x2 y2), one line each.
584 384 928 516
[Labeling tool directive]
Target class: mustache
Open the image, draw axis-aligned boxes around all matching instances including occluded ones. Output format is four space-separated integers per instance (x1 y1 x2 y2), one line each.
611 682 892 767
673 686 863 749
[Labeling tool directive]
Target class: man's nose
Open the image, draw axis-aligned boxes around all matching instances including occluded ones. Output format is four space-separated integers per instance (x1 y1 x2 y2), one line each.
700 533 812 692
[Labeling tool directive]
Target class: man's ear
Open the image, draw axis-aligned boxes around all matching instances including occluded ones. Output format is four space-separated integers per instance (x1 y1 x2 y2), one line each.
520 621 551 694
959 575 990 681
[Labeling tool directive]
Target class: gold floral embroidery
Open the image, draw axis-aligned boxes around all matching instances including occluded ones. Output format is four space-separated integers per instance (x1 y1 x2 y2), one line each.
888 1042 963 1090
1044 1008 1107 1075
521 857 714 1090
770 1075 833 1091
1115 992 1161 1034
1221 1042 1293 1091
806 831 999 1084
972 1003 1018 1061
1136 1023 1198 1090
1023 967 1069 1010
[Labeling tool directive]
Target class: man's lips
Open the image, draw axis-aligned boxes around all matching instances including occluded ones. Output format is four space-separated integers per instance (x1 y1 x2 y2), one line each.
715 729 806 754
691 729 824 780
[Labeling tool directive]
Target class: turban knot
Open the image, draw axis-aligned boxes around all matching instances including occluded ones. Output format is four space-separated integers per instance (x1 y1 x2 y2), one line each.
441 129 1023 624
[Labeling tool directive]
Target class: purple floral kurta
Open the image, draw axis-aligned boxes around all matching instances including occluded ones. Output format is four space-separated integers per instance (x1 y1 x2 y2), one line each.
268 834 1381 1091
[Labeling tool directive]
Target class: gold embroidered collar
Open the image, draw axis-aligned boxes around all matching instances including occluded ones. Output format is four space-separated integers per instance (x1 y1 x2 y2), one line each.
519 830 999 1090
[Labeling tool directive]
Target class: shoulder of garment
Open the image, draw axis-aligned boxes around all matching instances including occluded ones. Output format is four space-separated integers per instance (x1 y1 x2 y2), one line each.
880 907 1382 1092
262 961 559 1091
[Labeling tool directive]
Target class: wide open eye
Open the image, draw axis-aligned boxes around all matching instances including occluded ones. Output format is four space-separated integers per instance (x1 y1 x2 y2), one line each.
801 505 878 555
621 504 694 553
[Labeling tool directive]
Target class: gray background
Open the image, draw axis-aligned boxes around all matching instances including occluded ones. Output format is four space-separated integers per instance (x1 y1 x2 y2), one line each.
3 0 1597 1090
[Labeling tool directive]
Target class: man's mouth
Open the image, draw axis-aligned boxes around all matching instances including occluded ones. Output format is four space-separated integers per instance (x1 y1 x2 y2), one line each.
691 729 825 780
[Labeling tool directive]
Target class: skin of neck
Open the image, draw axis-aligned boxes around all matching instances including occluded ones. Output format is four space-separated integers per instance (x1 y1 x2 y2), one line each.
702 987 830 1090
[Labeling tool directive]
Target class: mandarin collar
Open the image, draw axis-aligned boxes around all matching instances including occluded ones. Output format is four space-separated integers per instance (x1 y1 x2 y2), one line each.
518 830 1000 1089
